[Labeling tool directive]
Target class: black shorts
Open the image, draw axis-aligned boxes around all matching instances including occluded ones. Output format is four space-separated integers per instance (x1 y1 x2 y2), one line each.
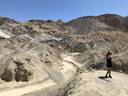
106 64 112 68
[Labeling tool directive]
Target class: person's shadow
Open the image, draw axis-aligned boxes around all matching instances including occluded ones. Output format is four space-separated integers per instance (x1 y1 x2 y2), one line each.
98 76 111 82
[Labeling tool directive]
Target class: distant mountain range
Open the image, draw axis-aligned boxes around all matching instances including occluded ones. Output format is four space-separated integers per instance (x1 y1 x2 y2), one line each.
0 14 128 36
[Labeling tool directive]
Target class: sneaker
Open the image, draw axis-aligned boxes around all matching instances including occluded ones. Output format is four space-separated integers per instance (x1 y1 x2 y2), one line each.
105 75 108 78
109 76 112 78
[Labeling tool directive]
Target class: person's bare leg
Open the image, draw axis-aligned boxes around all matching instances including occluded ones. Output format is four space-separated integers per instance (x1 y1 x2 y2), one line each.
105 69 109 77
108 68 112 78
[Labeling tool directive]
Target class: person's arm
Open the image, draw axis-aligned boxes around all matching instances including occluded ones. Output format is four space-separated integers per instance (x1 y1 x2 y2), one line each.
110 55 119 58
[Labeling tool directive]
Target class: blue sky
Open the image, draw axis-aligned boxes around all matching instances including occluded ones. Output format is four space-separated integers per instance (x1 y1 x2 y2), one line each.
0 0 128 22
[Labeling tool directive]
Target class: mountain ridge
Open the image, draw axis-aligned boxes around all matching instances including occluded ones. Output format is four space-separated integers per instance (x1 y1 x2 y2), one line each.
66 14 128 34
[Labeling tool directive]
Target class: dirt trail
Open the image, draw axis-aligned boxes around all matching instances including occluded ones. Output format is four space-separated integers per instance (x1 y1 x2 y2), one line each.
0 80 55 96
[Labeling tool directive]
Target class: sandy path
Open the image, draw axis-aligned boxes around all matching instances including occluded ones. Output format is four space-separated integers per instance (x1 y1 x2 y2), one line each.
69 70 128 96
0 79 56 96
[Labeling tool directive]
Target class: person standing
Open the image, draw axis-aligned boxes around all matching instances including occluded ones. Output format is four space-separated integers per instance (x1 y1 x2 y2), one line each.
105 51 118 78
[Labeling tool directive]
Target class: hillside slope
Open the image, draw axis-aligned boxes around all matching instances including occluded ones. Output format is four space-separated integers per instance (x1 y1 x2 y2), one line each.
66 14 128 34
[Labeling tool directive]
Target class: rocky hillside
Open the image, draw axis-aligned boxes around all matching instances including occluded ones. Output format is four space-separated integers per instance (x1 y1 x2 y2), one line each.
0 14 128 96
66 14 128 34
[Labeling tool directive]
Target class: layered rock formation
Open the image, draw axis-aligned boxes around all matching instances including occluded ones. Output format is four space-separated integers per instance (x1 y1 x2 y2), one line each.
0 14 128 96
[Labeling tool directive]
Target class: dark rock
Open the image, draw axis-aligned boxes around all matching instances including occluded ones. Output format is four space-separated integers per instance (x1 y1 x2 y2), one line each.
1 69 13 82
15 62 32 82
